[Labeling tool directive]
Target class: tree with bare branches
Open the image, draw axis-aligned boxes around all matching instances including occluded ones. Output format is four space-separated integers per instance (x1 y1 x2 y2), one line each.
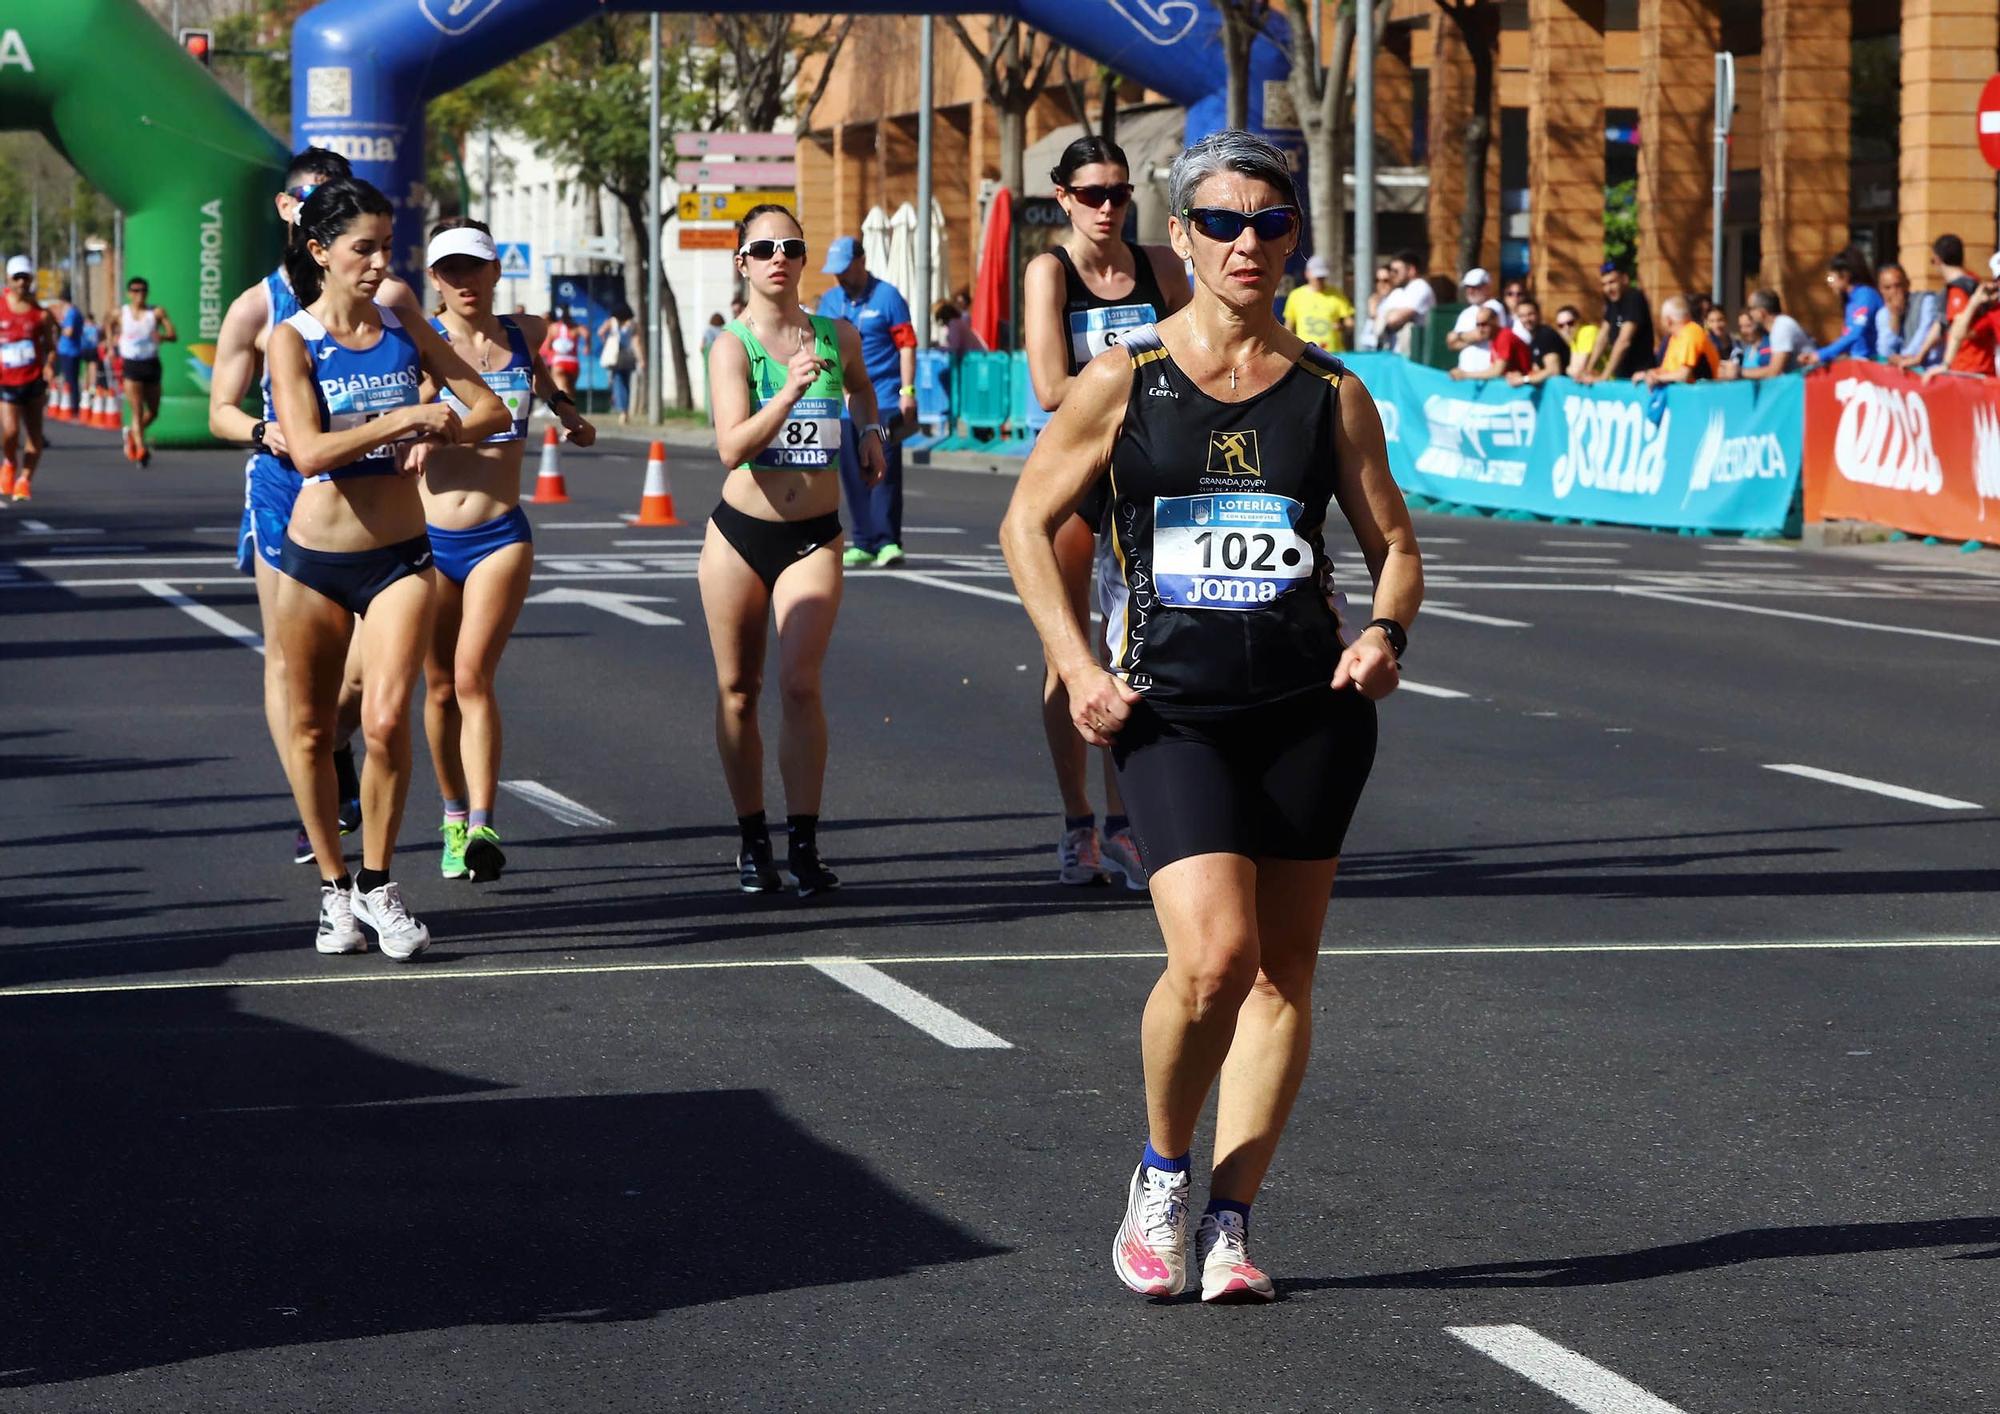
941 19 1069 198
1434 0 1501 277
710 16 856 133
1213 0 1271 130
1279 0 1391 285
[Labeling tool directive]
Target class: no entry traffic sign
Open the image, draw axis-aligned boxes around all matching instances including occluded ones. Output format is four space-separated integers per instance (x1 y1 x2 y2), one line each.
1980 73 2000 170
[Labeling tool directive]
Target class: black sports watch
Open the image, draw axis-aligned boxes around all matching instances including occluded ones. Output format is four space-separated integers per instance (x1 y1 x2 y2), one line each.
251 419 268 451
1363 617 1407 661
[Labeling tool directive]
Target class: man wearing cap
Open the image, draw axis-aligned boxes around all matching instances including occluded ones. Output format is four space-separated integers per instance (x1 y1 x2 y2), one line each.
1577 260 1655 382
815 237 918 568
1445 268 1508 353
1281 256 1354 352
0 255 54 501
1940 254 2000 378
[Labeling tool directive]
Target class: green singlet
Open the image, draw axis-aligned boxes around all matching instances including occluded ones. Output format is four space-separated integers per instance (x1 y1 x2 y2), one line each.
726 315 846 472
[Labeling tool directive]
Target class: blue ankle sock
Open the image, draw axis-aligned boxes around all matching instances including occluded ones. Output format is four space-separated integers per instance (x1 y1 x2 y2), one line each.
443 797 468 824
1141 1141 1189 1175
1204 1197 1252 1226
1064 813 1095 833
469 808 491 830
1104 813 1129 835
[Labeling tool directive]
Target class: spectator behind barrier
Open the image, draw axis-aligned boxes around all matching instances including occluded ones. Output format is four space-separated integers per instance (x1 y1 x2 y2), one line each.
1728 289 1812 381
1734 309 1768 369
1875 262 1941 370
1503 296 1569 387
1371 249 1436 356
1448 303 1531 381
1940 255 2000 377
1701 303 1733 364
1810 246 1883 365
1445 267 1507 353
1636 295 1719 386
1577 260 1654 382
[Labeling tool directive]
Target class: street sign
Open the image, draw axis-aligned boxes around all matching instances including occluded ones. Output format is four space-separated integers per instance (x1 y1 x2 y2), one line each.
674 160 797 188
675 132 796 159
678 227 739 251
497 241 532 279
1980 73 2000 170
676 190 796 224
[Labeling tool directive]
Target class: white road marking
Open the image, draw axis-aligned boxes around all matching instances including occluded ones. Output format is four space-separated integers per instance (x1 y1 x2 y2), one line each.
535 520 635 529
1541 538 1632 548
194 525 239 533
523 587 681 626
1619 588 2000 647
893 569 1027 605
498 779 617 827
806 957 1012 1049
1763 763 1981 811
1399 680 1470 699
18 521 103 536
9 554 231 568
138 580 263 654
1449 1325 1688 1414
1520 554 1624 564
8 935 2000 1000
610 538 705 547
1423 606 1531 628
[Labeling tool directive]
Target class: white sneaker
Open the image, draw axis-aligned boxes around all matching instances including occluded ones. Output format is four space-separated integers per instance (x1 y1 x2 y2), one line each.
1100 827 1150 892
315 882 366 955
1112 1163 1190 1297
1058 824 1106 886
354 880 431 961
1196 1209 1276 1303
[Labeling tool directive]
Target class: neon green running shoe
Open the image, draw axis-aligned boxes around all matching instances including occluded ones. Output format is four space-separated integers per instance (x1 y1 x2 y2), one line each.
439 819 469 880
842 546 873 568
464 824 507 883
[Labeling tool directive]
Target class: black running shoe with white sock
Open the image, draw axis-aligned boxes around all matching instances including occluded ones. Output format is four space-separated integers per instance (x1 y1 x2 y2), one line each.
738 843 783 894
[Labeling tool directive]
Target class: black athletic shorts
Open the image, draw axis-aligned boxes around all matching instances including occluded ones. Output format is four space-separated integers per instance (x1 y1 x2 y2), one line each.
279 532 434 616
120 357 162 386
0 379 47 406
1112 686 1377 871
711 499 843 592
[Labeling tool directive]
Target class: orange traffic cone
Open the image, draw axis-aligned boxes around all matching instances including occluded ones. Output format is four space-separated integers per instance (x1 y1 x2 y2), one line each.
49 385 70 421
529 425 570 503
93 388 114 428
632 441 680 526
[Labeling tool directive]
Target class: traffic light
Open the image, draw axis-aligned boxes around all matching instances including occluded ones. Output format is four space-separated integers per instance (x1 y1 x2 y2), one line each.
179 28 213 67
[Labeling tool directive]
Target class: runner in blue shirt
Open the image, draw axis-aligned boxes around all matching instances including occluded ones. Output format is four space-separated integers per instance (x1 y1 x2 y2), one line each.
1812 247 1884 364
815 237 917 567
51 293 83 416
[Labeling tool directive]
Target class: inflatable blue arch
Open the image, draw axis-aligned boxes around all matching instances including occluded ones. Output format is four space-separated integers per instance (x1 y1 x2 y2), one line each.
291 0 1292 276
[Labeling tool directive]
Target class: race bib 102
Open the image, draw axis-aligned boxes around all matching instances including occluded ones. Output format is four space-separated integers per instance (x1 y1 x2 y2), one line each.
1153 492 1314 611
754 395 842 469
1069 303 1155 366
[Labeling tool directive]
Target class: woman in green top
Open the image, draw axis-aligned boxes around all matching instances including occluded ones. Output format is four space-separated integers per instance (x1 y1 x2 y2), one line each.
705 204 886 897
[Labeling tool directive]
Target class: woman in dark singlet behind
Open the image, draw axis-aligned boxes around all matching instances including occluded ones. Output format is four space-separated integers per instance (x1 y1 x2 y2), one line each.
1021 136 1189 892
702 203 886 897
1003 131 1423 1304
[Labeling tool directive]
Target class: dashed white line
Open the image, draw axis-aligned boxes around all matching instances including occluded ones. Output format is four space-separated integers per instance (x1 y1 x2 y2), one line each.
1617 588 2000 647
1520 554 1624 565
1424 605 1531 628
1540 538 1632 549
807 957 1012 1049
534 520 635 529
1449 1325 1688 1414
498 779 616 827
1398 680 1470 699
138 580 263 654
892 569 1028 606
1763 764 1981 811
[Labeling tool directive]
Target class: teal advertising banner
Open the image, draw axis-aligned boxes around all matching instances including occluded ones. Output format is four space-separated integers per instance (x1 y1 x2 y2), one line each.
1341 353 1803 534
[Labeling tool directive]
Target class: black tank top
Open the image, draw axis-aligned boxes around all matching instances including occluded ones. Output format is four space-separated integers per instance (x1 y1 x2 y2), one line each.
1054 243 1171 530
1101 324 1346 716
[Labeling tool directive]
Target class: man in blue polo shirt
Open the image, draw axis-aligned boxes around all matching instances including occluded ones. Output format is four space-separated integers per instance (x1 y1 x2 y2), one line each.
816 236 917 567
1808 247 1884 365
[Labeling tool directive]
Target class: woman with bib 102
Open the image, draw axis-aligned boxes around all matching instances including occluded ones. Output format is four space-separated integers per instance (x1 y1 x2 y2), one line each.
703 204 886 898
1002 131 1423 1304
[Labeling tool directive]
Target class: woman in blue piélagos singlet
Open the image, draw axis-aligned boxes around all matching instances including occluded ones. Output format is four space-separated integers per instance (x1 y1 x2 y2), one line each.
1022 134 1190 894
1003 131 1425 1304
419 216 596 886
703 203 886 898
267 178 508 964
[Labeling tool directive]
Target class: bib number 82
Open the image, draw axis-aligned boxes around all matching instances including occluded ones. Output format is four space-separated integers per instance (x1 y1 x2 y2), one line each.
1194 530 1280 572
783 420 821 447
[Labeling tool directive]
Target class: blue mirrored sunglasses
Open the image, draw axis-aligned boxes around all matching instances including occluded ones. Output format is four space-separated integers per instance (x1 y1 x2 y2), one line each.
1180 205 1300 243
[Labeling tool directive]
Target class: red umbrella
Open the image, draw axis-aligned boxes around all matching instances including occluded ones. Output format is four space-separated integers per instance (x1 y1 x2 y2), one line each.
971 186 1011 352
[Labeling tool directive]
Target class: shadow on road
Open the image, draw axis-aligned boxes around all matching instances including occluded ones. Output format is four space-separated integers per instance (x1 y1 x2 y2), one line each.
0 989 1007 1389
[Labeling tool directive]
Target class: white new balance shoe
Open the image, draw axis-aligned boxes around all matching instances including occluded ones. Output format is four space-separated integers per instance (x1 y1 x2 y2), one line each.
354 880 431 962
314 882 366 955
1195 1209 1276 1303
1112 1163 1190 1297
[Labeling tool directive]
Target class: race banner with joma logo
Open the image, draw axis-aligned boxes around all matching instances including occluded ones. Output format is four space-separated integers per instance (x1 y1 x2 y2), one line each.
1802 359 2000 540
1343 353 1803 534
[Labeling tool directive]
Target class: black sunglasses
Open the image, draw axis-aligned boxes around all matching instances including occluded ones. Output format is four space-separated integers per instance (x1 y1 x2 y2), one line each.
739 238 806 262
285 184 319 203
1063 182 1133 209
1180 206 1299 243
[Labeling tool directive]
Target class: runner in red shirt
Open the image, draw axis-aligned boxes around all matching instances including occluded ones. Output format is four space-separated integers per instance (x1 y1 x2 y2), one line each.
0 255 54 501
538 313 585 399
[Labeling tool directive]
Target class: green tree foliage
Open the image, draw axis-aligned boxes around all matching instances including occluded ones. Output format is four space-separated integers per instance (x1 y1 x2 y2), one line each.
1604 179 1636 271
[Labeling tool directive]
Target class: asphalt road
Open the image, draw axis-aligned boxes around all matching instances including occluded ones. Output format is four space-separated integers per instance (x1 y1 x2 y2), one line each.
3 416 1998 1412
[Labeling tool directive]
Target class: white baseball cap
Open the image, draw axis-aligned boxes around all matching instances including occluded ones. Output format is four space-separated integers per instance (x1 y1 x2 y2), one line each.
5 255 31 279
426 226 499 267
1304 255 1331 279
1460 267 1491 288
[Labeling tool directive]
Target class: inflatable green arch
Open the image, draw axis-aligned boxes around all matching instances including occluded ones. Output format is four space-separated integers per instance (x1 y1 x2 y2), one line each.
0 0 285 446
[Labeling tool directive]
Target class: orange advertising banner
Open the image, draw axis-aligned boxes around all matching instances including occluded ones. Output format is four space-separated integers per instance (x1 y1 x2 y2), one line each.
1803 360 2000 540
